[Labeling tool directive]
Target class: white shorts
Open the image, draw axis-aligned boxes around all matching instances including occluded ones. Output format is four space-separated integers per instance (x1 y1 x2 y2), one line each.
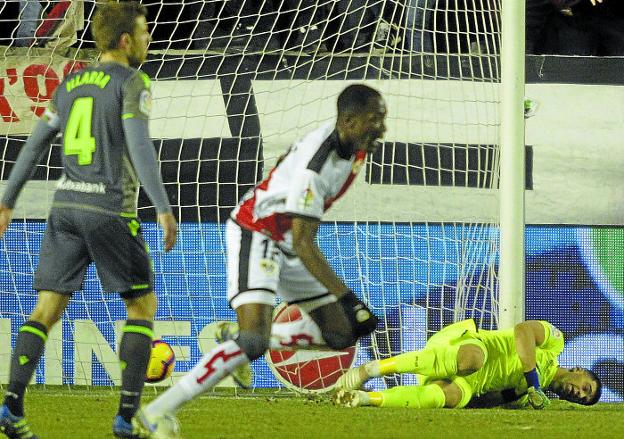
226 219 335 310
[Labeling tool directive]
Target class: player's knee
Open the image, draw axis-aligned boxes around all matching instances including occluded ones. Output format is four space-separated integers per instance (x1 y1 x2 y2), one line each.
322 328 356 350
125 292 158 320
236 330 270 361
456 344 486 376
31 303 63 328
432 381 463 408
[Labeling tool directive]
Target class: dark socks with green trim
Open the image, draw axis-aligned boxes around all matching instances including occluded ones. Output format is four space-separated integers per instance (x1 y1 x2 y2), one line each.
4 321 48 417
118 320 153 423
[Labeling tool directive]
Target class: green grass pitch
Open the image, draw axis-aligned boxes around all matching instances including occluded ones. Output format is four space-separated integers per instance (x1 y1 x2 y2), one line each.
13 387 624 438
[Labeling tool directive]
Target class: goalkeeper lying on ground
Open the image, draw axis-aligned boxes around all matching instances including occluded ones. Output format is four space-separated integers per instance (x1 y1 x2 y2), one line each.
333 320 602 409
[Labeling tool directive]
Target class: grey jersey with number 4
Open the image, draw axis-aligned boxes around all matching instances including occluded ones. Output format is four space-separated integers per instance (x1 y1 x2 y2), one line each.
51 62 152 215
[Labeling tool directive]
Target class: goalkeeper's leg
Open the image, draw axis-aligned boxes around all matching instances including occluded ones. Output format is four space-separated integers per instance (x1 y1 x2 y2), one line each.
336 342 486 390
334 379 470 409
375 342 486 376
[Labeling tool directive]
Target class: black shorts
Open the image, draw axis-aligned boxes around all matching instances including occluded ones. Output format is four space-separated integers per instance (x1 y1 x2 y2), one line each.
34 208 153 298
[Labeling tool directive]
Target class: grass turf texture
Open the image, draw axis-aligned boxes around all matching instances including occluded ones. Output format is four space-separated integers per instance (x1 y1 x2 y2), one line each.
7 387 624 439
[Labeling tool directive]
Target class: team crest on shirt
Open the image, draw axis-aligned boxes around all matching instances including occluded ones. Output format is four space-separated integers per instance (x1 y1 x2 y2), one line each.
551 326 562 339
139 89 152 116
298 187 315 210
260 259 279 276
351 158 364 174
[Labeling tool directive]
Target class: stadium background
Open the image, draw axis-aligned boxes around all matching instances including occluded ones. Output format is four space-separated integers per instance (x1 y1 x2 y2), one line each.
0 53 623 403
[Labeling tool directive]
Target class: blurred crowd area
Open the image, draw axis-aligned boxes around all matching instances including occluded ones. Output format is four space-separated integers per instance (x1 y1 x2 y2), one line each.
0 0 622 55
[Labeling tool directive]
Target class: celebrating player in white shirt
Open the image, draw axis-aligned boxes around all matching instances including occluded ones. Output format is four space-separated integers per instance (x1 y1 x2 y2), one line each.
141 84 387 434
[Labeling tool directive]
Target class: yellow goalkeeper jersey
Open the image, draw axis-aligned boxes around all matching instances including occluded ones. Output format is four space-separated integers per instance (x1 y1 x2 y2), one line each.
465 321 564 396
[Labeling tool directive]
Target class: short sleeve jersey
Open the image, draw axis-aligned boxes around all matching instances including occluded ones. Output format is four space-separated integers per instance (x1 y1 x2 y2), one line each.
50 62 152 215
465 321 564 396
232 122 366 248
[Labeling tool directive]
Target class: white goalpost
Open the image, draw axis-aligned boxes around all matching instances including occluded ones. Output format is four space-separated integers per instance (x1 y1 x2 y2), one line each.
498 0 526 330
0 0 524 393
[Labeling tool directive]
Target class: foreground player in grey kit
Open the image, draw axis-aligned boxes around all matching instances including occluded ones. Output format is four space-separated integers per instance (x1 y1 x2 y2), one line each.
0 2 176 438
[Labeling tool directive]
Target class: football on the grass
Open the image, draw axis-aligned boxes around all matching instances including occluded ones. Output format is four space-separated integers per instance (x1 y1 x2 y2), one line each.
145 339 176 383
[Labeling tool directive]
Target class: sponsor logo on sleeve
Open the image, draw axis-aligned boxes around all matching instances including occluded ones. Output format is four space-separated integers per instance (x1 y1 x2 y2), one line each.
298 186 315 210
43 108 60 129
259 259 279 276
139 89 152 116
551 326 562 339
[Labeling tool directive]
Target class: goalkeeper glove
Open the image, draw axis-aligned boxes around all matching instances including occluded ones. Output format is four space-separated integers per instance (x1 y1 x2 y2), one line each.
527 386 550 410
524 368 549 409
338 291 378 338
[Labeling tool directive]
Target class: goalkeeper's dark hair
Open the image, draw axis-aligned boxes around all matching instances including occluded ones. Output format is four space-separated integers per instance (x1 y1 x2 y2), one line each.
582 368 602 406
92 1 148 51
337 84 382 117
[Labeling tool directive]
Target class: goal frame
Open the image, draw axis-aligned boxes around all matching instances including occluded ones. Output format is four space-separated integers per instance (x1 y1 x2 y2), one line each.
498 1 526 328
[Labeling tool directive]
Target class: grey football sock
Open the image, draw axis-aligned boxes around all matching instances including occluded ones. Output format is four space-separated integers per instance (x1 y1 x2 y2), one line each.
4 321 48 417
117 320 153 423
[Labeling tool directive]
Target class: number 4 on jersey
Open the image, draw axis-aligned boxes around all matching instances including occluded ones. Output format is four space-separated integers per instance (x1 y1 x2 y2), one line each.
64 97 96 165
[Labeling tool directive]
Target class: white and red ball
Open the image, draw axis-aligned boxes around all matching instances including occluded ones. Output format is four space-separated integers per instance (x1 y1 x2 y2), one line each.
265 303 357 393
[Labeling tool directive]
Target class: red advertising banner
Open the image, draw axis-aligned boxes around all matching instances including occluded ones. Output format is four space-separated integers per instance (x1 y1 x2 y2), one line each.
0 51 88 134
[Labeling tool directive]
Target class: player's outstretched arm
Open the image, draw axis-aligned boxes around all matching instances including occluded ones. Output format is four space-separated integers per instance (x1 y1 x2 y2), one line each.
514 321 550 409
0 119 58 239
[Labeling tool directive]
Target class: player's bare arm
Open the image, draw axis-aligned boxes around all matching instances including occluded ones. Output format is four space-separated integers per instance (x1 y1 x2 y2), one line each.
514 320 546 372
291 214 377 341
158 212 178 252
291 215 349 297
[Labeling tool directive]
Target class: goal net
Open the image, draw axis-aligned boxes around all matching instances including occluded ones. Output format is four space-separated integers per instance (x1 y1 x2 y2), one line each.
0 0 502 392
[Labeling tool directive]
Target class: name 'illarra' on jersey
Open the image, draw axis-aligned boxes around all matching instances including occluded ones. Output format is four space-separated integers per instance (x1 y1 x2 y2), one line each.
50 63 152 216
